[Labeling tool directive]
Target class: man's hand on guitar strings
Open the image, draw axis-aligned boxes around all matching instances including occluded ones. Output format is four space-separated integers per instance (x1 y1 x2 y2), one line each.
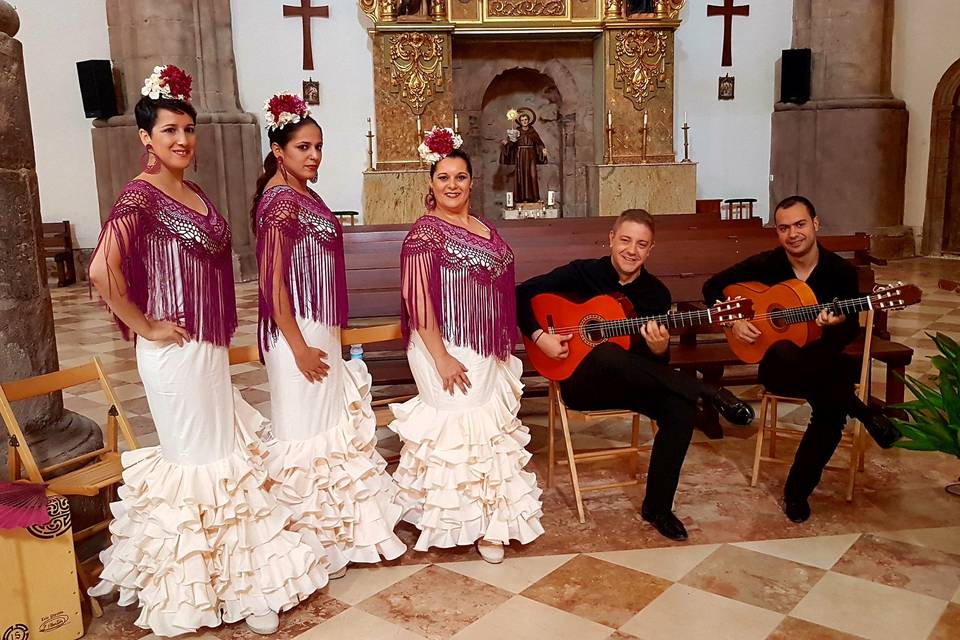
640 319 670 355
815 306 845 327
535 330 573 360
730 319 761 345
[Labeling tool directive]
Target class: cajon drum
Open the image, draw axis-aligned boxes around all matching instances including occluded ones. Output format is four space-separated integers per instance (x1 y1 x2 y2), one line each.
0 493 83 640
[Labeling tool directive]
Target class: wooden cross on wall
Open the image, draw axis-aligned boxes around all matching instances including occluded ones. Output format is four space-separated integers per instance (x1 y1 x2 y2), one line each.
707 0 750 67
283 0 329 71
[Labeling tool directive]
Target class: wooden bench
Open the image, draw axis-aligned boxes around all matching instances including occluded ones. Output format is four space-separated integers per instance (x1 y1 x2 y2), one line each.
340 214 912 436
42 221 77 287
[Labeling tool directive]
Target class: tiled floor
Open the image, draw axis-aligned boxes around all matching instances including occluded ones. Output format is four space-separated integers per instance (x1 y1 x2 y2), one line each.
47 257 960 640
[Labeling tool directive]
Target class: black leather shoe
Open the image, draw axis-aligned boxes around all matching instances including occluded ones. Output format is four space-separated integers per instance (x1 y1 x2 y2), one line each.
641 507 689 541
782 496 811 523
712 388 755 426
861 408 902 449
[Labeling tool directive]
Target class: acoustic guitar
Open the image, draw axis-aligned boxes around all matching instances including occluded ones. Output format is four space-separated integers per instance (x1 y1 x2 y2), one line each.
522 292 753 381
721 279 922 364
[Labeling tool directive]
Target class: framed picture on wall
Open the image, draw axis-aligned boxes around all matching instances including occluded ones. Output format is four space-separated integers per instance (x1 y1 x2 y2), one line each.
303 79 320 105
718 74 735 100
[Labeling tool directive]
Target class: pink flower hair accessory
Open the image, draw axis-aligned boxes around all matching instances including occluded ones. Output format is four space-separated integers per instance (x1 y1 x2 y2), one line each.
141 65 192 101
263 92 311 131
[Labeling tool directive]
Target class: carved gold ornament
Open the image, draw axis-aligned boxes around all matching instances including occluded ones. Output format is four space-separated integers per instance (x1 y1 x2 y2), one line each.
613 29 668 109
489 1 566 17
659 0 685 18
389 32 446 114
359 0 378 21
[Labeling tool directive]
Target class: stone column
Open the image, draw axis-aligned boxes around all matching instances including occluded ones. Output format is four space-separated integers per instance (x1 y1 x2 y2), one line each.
92 0 261 280
770 0 910 255
0 1 101 476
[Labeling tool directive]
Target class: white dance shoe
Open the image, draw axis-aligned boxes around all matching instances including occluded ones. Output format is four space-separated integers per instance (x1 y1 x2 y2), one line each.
245 612 280 635
477 540 504 564
329 566 348 579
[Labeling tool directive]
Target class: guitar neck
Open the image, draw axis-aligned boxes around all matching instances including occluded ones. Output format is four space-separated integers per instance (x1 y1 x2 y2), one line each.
765 295 874 326
576 309 718 339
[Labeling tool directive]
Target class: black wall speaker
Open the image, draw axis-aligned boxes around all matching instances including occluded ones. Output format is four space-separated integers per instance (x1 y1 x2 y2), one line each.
76 59 118 119
781 48 812 104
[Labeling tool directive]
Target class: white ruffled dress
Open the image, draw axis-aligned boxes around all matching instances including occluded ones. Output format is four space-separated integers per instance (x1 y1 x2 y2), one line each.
262 320 406 569
90 339 327 637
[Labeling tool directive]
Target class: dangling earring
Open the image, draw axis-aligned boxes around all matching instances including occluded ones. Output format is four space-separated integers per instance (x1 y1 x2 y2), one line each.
193 150 198 173
278 156 289 182
140 143 161 175
424 189 437 211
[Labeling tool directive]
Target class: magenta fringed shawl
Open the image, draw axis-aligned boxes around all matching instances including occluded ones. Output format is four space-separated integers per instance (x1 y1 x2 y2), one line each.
255 186 348 353
92 179 237 346
400 215 517 360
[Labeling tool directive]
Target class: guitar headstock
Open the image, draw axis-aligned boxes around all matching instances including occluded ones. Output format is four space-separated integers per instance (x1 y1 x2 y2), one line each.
871 281 922 310
710 297 753 323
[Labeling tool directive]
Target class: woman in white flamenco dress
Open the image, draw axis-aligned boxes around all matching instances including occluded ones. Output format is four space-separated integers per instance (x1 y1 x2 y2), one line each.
252 96 405 576
390 141 543 563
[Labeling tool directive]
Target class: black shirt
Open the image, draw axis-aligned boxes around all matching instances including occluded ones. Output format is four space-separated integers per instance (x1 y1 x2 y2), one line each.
516 257 672 362
701 244 860 352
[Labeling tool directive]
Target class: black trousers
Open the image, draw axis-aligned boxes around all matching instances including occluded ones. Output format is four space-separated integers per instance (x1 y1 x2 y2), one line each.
560 343 707 513
758 341 858 501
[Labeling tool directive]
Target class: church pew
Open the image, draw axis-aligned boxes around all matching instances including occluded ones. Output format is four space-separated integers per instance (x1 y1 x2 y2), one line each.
340 221 911 435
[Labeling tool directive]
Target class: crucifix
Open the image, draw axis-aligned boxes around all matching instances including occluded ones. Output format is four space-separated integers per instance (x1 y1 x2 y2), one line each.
283 0 329 71
707 0 749 67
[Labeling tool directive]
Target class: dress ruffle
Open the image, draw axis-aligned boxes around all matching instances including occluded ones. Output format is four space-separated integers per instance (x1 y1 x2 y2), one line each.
263 359 406 569
389 355 544 552
89 389 327 638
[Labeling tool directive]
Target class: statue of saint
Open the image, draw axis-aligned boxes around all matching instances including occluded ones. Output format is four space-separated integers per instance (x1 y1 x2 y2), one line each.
499 108 547 204
396 0 423 16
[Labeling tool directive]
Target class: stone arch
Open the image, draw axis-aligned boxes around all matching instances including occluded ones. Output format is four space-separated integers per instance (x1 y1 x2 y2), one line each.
921 57 960 254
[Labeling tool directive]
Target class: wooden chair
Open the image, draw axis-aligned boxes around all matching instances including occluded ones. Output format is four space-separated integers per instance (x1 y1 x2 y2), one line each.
331 210 359 227
547 381 657 523
42 221 77 287
228 323 404 366
750 308 876 502
0 357 139 617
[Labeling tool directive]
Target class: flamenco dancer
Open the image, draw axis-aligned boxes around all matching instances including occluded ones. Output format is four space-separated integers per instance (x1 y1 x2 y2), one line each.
389 128 544 563
252 92 405 577
88 66 325 637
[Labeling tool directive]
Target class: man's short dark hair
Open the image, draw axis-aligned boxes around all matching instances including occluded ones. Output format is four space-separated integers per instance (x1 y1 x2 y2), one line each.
774 195 817 222
614 208 656 236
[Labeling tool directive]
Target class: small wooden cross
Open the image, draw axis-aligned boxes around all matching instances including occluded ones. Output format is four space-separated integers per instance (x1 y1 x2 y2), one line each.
283 0 330 71
707 0 750 67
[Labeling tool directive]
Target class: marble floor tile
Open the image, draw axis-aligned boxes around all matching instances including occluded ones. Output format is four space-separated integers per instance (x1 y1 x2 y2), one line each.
588 543 721 582
520 554 671 628
357 565 511 639
874 526 960 556
439 553 576 593
679 544 825 613
324 563 428 605
84 601 152 640
298 607 427 639
929 602 960 640
451 595 612 640
765 616 864 640
791 572 947 640
732 533 860 569
618 584 783 640
831 533 960 600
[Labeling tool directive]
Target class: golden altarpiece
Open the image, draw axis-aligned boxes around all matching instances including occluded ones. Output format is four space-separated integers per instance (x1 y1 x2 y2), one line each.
359 1 696 224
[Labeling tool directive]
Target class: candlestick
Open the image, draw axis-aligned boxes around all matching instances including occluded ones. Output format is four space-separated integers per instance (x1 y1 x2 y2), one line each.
643 110 648 128
416 115 422 136
607 110 612 127
605 121 615 165
547 190 556 207
454 112 460 133
506 191 514 209
684 111 688 126
681 121 692 163
366 117 375 171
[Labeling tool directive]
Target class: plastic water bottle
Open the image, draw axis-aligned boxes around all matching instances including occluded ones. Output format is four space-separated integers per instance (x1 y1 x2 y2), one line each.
349 344 363 360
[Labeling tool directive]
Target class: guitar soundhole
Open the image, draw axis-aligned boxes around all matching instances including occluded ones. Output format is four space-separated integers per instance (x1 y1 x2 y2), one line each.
581 316 605 345
769 304 788 331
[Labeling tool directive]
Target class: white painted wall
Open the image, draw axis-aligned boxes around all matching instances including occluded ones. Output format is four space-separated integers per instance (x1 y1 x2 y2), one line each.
231 0 374 218
674 0 794 223
18 0 793 238
15 0 110 249
892 0 960 241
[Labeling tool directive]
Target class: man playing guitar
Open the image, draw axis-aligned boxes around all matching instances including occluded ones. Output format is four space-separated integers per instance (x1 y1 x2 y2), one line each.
703 195 901 523
517 209 754 541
